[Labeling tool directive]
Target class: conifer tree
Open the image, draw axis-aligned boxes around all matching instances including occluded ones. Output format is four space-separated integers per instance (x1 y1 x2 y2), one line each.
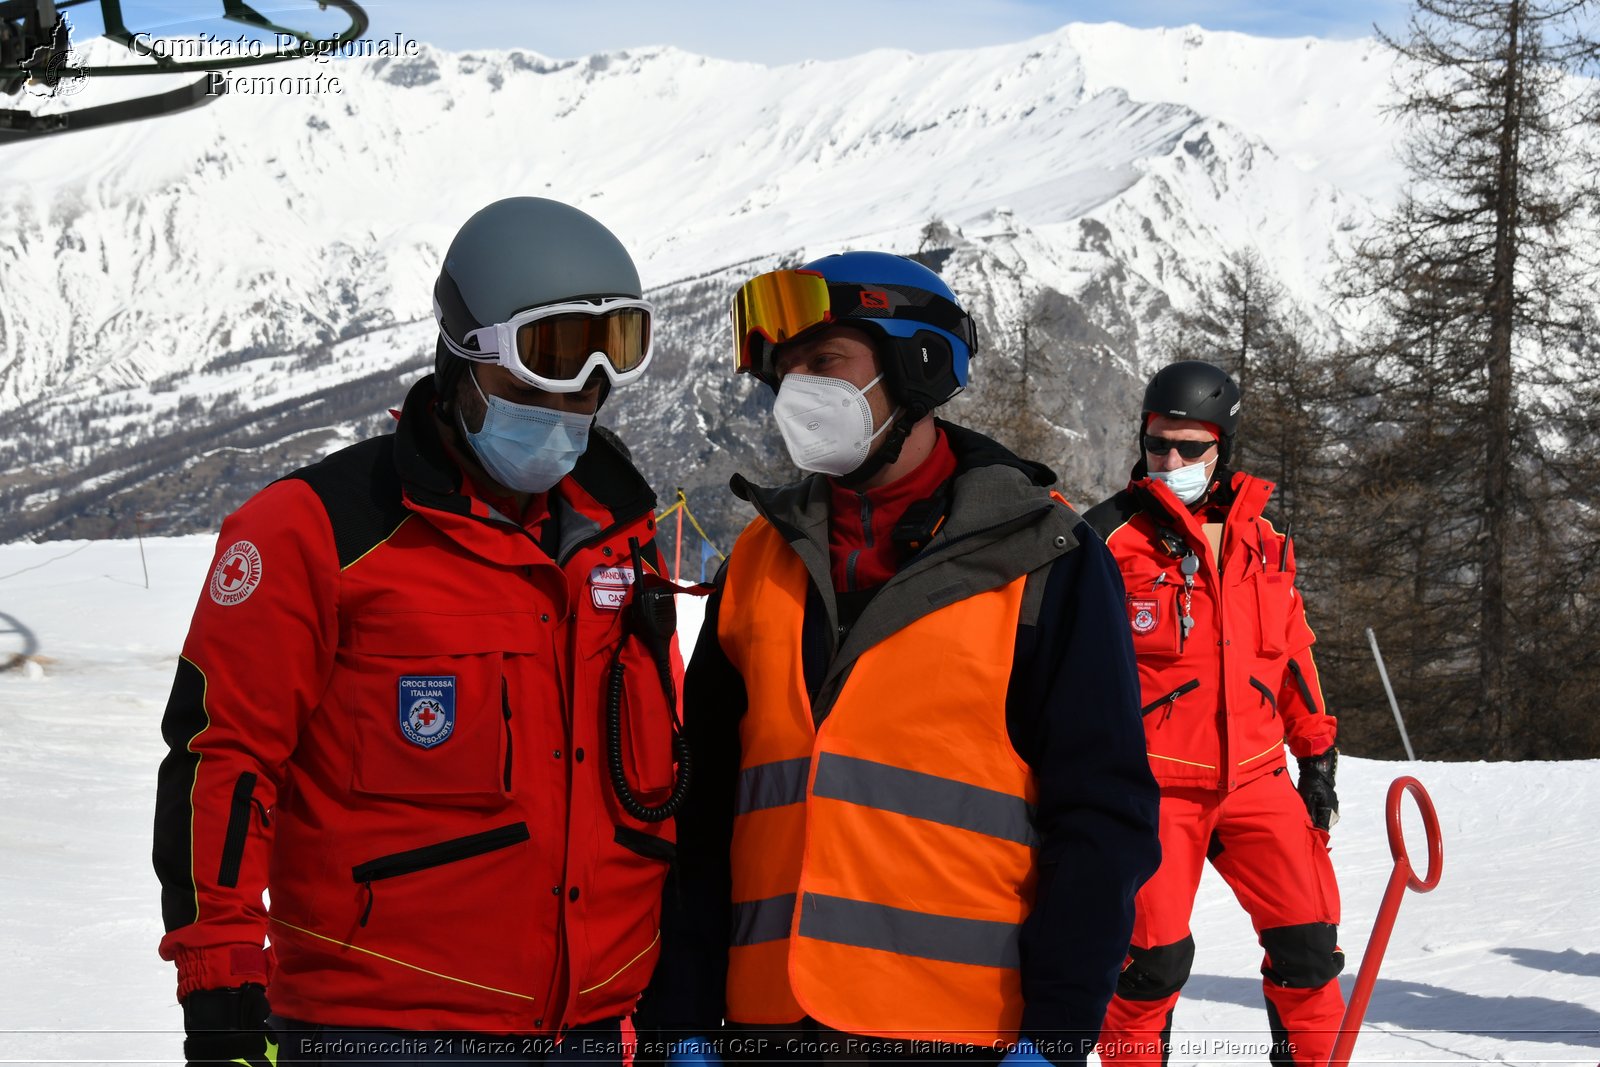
1345 0 1599 755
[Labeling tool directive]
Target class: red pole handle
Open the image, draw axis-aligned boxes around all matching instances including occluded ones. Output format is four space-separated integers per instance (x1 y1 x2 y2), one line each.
1386 776 1443 892
1327 776 1442 1067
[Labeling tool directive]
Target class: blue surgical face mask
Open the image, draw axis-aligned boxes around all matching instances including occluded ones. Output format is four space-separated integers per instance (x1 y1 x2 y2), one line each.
1148 457 1216 506
458 366 592 494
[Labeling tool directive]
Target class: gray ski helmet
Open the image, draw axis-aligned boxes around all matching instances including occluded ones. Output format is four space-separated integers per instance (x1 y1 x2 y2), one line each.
1141 359 1241 461
432 197 643 396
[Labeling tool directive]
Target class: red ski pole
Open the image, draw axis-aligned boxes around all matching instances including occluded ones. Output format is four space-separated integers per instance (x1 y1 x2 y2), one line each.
1327 776 1443 1067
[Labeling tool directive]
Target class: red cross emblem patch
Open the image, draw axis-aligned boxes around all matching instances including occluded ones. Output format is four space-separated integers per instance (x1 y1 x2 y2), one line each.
398 676 456 748
208 540 263 606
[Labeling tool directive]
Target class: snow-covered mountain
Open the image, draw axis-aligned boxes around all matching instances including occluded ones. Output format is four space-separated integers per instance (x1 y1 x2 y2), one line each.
0 23 1400 545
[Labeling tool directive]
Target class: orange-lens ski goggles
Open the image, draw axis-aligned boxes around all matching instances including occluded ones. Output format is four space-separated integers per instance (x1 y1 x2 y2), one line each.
439 297 654 393
731 269 832 377
515 304 652 381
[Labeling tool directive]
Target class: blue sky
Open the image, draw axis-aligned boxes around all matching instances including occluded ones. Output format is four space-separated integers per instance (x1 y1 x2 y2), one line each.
365 2 1410 61
88 2 1411 64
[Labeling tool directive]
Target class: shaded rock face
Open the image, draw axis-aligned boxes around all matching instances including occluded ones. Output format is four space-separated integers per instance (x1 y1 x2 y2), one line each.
0 238 1147 551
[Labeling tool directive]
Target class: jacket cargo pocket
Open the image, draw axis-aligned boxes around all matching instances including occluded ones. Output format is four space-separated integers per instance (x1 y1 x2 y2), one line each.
341 612 542 799
352 822 531 927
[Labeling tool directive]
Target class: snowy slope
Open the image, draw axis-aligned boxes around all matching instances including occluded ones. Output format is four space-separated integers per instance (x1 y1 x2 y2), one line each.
1 536 1597 1066
1063 24 1399 201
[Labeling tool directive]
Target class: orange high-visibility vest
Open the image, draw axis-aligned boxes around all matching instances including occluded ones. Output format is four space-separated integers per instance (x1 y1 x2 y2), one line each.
718 518 1037 1046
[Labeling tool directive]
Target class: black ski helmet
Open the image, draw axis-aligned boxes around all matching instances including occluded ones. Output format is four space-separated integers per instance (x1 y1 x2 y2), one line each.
431 197 643 405
1141 359 1241 462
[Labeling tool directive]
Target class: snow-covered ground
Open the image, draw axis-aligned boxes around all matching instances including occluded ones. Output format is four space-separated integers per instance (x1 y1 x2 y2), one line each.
1 536 1595 1065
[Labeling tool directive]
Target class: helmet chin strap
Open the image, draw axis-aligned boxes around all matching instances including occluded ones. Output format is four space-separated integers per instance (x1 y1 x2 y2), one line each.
836 405 919 489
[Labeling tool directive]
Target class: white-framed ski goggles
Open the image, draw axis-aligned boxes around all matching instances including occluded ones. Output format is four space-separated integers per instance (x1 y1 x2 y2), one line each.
434 296 656 393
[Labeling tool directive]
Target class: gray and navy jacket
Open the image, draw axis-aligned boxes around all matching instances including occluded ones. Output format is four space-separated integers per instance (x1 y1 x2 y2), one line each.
636 421 1161 1061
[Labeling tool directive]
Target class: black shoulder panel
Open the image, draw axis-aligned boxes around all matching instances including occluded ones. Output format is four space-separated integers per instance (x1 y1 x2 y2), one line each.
1083 490 1140 543
281 434 409 570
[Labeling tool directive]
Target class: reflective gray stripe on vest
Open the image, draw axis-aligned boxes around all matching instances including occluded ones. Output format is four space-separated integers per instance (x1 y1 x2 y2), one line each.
810 752 1039 847
798 893 1021 970
732 893 797 947
737 758 811 814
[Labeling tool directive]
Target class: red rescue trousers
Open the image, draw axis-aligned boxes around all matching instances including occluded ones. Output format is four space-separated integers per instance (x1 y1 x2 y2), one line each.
1099 770 1344 1067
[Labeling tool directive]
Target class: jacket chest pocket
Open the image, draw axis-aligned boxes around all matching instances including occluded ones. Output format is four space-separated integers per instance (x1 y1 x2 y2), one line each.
610 635 679 798
578 602 680 804
338 612 543 799
1251 572 1294 656
1123 579 1182 657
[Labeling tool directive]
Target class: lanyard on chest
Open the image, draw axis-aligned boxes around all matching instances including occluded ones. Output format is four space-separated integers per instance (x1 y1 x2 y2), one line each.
1152 525 1201 651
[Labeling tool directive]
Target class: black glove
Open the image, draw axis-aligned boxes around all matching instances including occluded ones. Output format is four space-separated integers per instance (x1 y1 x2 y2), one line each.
182 984 276 1067
1296 747 1339 831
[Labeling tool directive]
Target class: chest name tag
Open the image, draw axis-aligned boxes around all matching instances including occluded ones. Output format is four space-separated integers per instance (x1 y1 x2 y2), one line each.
399 676 456 749
1129 596 1160 635
589 564 635 611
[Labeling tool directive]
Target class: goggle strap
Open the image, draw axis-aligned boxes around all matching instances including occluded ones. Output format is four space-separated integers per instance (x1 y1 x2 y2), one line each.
438 329 498 361
432 277 485 353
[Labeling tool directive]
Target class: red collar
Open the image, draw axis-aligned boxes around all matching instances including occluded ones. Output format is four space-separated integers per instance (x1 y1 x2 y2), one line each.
828 428 958 591
436 411 553 536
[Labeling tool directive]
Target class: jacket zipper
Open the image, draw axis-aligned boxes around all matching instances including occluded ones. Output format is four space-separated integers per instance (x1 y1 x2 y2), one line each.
217 771 261 888
845 494 870 589
613 824 677 862
501 677 514 791
1141 678 1200 719
1249 676 1278 716
1287 658 1321 714
351 822 530 926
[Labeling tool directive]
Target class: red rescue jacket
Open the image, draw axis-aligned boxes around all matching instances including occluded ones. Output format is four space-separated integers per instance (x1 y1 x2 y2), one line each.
1085 468 1336 791
154 377 680 1034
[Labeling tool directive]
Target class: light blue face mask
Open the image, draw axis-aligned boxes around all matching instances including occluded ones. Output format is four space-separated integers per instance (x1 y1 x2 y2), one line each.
1148 458 1216 506
459 367 592 494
